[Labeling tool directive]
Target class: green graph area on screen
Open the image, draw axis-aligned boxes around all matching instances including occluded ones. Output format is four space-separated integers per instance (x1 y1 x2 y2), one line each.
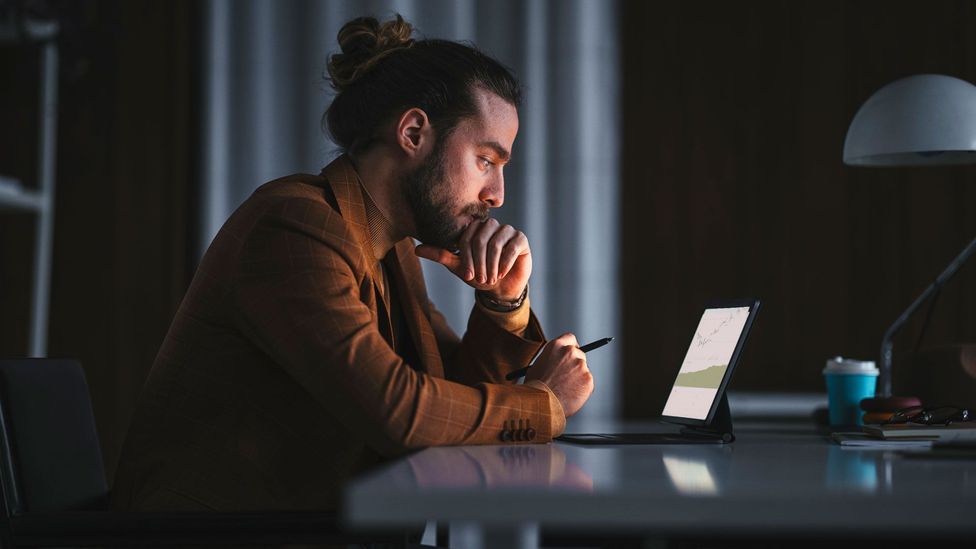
674 364 728 389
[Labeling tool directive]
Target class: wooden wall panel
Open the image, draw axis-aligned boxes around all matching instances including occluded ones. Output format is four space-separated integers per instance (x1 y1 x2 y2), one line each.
23 0 197 479
621 0 976 417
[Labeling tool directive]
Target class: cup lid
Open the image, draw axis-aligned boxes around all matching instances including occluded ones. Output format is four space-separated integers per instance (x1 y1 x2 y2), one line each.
823 356 879 375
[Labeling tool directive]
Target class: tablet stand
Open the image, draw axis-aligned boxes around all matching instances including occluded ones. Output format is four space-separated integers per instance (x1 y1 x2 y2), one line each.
554 392 737 445
679 393 735 443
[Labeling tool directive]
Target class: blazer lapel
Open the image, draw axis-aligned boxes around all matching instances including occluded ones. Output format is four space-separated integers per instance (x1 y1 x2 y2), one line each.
320 156 394 346
389 239 445 379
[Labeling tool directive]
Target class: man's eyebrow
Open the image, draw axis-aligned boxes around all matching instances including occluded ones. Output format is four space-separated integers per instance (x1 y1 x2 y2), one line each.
479 141 511 162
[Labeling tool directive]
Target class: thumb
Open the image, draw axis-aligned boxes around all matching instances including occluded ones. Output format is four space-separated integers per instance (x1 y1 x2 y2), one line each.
415 244 461 271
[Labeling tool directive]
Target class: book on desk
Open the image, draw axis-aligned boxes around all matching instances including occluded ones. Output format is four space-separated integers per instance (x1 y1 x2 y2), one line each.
831 432 933 448
861 422 976 442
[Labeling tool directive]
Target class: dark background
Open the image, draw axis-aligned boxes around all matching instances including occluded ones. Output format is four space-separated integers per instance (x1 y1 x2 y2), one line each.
620 0 976 417
0 0 197 477
2 0 975 480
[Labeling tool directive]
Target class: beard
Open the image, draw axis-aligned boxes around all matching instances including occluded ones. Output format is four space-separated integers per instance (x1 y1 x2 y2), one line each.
401 139 489 250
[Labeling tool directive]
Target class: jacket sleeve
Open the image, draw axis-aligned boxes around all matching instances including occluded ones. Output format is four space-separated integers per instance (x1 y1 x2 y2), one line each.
231 198 560 456
432 297 547 387
426 290 564 436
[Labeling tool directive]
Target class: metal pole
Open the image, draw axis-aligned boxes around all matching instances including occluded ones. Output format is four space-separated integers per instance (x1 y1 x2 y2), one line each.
878 233 976 396
30 39 58 357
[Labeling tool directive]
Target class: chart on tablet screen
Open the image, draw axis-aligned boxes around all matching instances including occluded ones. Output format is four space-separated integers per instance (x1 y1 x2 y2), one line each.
663 307 751 419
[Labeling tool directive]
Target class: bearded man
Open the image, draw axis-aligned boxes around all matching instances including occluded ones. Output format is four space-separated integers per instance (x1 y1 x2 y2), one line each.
112 14 594 512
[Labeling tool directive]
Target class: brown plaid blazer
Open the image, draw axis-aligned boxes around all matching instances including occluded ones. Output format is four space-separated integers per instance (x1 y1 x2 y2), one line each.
111 155 560 512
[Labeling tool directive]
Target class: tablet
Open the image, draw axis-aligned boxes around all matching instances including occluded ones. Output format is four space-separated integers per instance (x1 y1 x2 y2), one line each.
661 298 760 428
557 298 760 444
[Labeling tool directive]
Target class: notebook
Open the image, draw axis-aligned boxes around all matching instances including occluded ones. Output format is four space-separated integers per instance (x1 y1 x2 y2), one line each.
557 298 760 445
861 422 976 442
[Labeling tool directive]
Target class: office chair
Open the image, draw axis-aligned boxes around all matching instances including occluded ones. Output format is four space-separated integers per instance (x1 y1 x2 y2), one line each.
0 358 402 547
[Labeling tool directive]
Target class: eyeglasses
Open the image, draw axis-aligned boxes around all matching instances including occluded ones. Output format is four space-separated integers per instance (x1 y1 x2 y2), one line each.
881 405 970 426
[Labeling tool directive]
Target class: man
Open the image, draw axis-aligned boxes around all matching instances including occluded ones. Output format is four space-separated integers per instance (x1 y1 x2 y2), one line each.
112 14 594 512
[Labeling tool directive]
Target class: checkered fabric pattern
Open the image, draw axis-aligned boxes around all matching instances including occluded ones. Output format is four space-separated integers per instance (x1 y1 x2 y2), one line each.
111 156 558 512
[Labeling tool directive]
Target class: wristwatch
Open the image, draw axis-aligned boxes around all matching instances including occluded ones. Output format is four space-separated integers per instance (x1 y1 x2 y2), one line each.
477 285 528 312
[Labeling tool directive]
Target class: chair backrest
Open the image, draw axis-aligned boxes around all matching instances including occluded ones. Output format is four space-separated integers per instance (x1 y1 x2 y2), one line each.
0 359 108 515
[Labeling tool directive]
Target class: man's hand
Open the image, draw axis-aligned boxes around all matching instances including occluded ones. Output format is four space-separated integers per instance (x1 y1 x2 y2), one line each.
415 218 532 301
525 333 594 417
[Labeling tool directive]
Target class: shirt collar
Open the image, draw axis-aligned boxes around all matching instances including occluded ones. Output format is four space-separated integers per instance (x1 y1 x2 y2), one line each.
358 174 404 260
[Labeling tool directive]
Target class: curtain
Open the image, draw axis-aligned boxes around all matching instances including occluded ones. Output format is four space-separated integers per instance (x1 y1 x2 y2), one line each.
200 0 620 423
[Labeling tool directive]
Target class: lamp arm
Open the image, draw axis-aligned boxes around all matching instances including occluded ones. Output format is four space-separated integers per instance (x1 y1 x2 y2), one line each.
879 233 976 396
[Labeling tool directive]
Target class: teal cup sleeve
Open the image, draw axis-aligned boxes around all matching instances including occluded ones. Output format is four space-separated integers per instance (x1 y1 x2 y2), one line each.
825 373 878 426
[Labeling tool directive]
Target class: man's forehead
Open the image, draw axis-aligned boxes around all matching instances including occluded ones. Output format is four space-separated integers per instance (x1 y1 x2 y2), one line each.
473 88 517 121
457 88 519 152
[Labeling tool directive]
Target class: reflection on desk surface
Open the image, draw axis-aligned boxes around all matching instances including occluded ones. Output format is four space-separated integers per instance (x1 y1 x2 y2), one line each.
662 454 720 496
402 444 592 491
347 423 976 534
360 428 976 499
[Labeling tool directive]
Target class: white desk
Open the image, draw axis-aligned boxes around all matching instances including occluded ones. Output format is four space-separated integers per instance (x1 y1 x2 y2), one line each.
344 421 976 548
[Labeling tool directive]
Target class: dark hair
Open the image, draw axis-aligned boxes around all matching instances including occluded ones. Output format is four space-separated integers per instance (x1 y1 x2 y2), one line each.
324 14 522 155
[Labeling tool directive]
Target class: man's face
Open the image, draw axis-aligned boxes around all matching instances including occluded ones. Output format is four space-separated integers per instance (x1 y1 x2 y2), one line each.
402 89 518 250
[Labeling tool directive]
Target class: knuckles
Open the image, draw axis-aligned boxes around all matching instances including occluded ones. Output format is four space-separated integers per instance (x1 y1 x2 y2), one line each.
557 333 578 345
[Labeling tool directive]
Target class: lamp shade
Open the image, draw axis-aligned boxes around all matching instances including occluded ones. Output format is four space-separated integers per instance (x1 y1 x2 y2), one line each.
843 74 976 166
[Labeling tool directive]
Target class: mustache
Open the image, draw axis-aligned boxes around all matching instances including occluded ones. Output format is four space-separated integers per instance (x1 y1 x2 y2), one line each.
462 203 490 221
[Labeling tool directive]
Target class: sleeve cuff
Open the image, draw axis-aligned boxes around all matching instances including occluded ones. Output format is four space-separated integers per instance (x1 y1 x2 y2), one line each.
524 379 566 437
475 292 531 337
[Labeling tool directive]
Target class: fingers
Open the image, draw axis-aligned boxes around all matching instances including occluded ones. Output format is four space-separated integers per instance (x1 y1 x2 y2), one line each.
469 220 493 284
420 217 530 291
498 232 528 280
553 332 587 370
458 220 482 282
486 225 518 285
569 347 587 368
529 332 594 417
554 333 591 383
555 332 580 348
414 244 461 271
459 218 528 285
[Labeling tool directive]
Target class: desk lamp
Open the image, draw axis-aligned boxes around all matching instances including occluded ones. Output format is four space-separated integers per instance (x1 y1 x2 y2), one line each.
843 74 976 398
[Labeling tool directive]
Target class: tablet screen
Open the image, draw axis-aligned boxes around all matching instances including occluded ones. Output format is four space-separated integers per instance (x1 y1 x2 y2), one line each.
662 306 752 420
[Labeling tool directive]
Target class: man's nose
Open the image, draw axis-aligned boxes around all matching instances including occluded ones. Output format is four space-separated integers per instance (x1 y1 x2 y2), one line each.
480 173 505 208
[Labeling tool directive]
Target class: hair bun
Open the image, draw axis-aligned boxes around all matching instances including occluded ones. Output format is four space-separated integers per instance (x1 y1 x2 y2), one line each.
327 14 414 91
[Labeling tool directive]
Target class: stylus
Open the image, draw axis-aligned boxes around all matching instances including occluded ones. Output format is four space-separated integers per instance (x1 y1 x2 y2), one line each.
505 337 614 381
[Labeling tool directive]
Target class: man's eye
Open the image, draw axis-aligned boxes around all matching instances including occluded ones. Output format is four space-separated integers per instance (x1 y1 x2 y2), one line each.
479 157 492 170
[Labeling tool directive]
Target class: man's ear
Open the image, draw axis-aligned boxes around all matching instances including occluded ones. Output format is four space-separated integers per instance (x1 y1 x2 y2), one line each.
396 108 432 158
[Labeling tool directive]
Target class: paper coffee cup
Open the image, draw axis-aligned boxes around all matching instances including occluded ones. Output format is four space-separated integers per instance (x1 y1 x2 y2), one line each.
823 357 878 426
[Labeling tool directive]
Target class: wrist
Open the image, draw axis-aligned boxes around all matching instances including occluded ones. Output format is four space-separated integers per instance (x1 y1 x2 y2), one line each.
477 285 528 312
